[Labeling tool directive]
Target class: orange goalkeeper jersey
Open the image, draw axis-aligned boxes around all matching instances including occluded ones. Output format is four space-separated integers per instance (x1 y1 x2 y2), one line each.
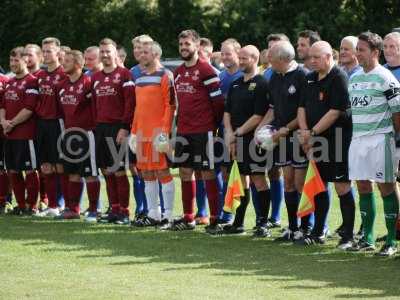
131 67 176 139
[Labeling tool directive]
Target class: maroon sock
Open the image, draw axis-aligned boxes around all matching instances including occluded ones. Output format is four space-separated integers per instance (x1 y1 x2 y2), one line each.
9 173 26 209
115 174 130 216
69 180 83 214
25 172 39 209
181 180 195 222
39 173 48 204
45 173 57 208
205 179 219 223
86 180 100 213
105 174 119 214
0 172 9 205
59 174 70 209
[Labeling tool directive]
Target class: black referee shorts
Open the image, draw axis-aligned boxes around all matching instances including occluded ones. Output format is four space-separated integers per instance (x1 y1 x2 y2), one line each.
173 131 216 170
273 134 308 169
234 134 271 175
95 123 129 172
61 129 99 177
4 139 38 171
36 118 64 165
312 132 351 182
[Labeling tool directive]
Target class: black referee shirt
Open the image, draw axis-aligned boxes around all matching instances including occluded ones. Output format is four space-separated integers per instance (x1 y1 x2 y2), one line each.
225 74 269 130
269 65 307 128
299 65 351 136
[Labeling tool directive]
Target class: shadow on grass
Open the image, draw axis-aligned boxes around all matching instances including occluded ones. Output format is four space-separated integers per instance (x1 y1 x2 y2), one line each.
1 216 399 298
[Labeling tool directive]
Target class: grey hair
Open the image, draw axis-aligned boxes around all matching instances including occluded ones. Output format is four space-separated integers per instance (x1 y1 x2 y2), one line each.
271 41 295 61
143 41 162 58
384 32 400 42
341 36 358 50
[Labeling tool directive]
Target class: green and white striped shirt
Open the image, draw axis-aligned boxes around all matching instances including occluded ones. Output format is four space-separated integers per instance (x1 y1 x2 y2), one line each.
348 65 400 138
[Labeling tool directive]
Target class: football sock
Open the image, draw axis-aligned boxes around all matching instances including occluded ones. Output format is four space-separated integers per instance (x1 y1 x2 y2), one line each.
181 180 195 222
115 174 130 216
285 191 300 232
359 192 376 245
270 178 283 223
339 190 355 240
382 192 399 247
144 180 160 221
25 172 39 209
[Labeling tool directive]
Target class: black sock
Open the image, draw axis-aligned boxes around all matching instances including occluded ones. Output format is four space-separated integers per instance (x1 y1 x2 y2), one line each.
339 191 355 240
285 191 299 232
312 191 329 237
257 189 271 226
233 189 250 227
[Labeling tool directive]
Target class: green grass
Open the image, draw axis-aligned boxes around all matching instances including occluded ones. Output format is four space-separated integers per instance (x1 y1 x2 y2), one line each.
0 179 400 300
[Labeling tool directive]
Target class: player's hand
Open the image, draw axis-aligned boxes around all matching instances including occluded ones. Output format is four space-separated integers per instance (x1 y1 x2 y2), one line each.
229 142 236 160
234 127 244 137
298 129 310 145
116 129 129 145
225 130 236 146
2 120 14 134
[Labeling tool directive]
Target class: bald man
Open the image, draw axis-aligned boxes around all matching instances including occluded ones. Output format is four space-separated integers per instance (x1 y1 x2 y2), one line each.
212 45 272 237
297 41 354 248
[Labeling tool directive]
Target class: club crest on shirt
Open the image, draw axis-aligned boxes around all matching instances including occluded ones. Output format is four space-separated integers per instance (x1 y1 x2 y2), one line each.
184 71 190 77
319 91 325 101
248 82 257 91
288 85 296 94
53 74 61 84
104 77 110 82
76 83 84 94
69 86 74 92
192 70 199 81
113 73 121 84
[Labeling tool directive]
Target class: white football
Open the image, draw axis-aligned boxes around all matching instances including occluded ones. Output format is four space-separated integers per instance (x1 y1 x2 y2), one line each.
255 125 277 151
128 134 137 153
153 133 170 153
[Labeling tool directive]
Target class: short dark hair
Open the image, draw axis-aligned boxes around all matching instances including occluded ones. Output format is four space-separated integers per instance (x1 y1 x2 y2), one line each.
10 47 25 57
99 38 117 48
42 37 61 48
178 29 200 43
266 33 289 44
298 30 321 45
358 31 383 52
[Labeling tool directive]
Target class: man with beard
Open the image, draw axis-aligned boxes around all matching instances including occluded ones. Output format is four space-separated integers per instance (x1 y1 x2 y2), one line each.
0 47 39 215
94 38 135 225
220 45 271 236
172 29 224 231
297 30 321 72
24 44 48 211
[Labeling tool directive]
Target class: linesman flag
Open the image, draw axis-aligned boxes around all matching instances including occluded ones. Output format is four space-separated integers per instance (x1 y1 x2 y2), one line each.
223 160 244 213
297 160 326 217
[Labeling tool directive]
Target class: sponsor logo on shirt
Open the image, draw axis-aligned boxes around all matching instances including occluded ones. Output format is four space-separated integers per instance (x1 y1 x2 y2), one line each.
248 82 256 91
